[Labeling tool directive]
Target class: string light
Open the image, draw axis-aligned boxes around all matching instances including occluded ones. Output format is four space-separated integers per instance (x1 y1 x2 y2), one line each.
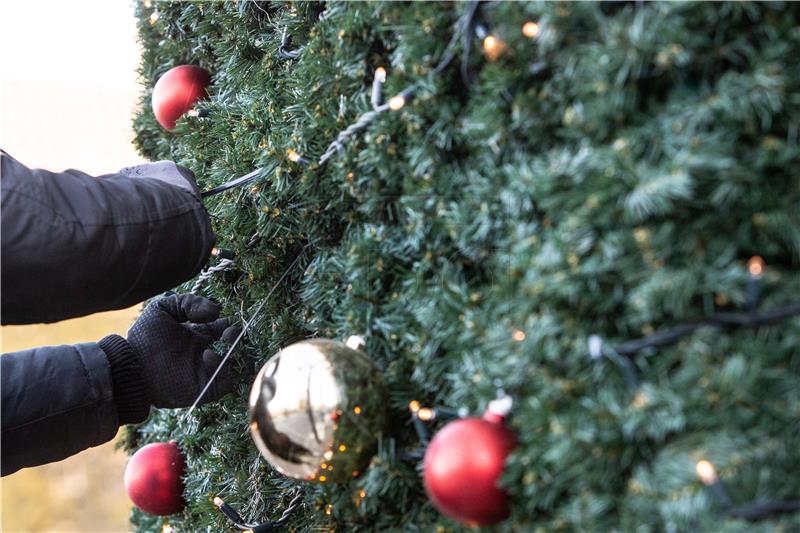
408 400 421 413
748 256 764 277
746 256 765 310
603 302 800 357
371 68 387 107
353 405 362 415
388 95 406 111
143 0 153 8
695 460 718 485
512 329 526 341
522 21 541 39
695 459 733 508
149 11 159 24
482 35 507 61
338 444 347 452
211 4 479 173
212 490 304 531
416 407 436 421
286 148 302 163
325 504 333 515
162 524 173 533
191 257 235 295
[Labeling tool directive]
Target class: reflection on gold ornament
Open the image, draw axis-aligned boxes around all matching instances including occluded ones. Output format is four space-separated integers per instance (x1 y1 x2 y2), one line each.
248 337 388 482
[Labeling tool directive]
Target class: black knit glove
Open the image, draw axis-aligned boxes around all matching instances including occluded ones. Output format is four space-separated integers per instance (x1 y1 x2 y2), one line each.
100 294 241 422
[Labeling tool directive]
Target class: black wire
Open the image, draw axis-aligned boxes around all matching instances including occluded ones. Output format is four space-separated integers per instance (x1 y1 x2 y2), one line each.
614 303 800 357
728 500 800 521
214 491 304 532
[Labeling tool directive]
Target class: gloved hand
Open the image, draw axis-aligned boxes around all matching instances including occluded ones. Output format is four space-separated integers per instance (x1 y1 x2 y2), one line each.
118 160 201 198
126 293 241 409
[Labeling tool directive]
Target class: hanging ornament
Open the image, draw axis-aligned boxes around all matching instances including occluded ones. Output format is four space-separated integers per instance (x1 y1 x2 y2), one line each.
124 441 186 516
152 65 211 131
423 396 516 527
248 336 388 483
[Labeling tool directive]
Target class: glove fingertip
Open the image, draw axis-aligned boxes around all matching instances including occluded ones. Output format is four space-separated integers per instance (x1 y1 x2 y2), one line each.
221 325 243 345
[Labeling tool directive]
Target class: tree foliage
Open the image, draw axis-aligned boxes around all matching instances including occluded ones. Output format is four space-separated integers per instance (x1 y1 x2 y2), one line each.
130 2 800 531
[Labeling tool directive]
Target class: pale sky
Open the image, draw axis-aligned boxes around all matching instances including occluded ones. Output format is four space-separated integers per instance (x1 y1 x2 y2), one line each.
0 0 145 173
0 0 142 90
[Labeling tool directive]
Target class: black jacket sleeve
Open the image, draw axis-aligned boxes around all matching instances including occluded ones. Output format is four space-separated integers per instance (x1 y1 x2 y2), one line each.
0 151 214 325
1 335 149 476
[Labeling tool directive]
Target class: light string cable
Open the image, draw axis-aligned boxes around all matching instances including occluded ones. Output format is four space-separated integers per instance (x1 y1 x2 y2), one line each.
191 256 236 295
212 489 304 532
694 458 800 521
200 0 483 198
185 245 311 418
317 0 480 165
584 265 800 522
589 302 800 360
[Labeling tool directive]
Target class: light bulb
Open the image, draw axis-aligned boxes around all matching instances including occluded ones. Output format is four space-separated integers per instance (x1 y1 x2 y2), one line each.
522 21 541 39
375 67 387 82
482 35 507 61
287 149 301 162
695 460 718 485
388 95 405 110
748 256 764 277
416 407 435 421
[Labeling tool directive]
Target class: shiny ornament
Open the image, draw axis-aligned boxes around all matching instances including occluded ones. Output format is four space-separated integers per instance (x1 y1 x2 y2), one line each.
152 65 210 131
248 337 388 482
124 441 185 516
423 398 516 527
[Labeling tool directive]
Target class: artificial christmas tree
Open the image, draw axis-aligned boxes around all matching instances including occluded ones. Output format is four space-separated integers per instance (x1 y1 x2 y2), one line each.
128 1 800 531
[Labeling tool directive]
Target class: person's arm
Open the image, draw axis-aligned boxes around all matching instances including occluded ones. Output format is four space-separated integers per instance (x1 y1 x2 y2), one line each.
0 151 214 325
1 294 239 476
0 339 142 476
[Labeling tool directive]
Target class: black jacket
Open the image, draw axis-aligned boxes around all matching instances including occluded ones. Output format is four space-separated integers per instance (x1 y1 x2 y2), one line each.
1 152 214 475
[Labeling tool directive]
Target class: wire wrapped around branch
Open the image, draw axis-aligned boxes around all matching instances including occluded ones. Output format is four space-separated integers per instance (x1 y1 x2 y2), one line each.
613 302 800 356
212 490 304 532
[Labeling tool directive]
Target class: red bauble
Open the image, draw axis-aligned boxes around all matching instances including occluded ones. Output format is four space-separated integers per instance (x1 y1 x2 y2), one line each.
423 414 516 527
151 65 210 131
124 441 186 516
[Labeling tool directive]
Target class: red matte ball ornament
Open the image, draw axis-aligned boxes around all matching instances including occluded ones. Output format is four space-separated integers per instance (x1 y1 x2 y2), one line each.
124 441 186 516
423 398 516 527
151 65 210 131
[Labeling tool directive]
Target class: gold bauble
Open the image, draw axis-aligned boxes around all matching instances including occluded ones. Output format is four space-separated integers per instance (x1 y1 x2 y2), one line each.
248 337 387 482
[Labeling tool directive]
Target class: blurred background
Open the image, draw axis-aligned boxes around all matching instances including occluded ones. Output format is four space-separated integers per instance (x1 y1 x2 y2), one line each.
1 1 145 530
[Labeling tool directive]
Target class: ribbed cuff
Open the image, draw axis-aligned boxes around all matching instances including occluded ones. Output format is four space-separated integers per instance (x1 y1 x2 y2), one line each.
98 334 150 425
